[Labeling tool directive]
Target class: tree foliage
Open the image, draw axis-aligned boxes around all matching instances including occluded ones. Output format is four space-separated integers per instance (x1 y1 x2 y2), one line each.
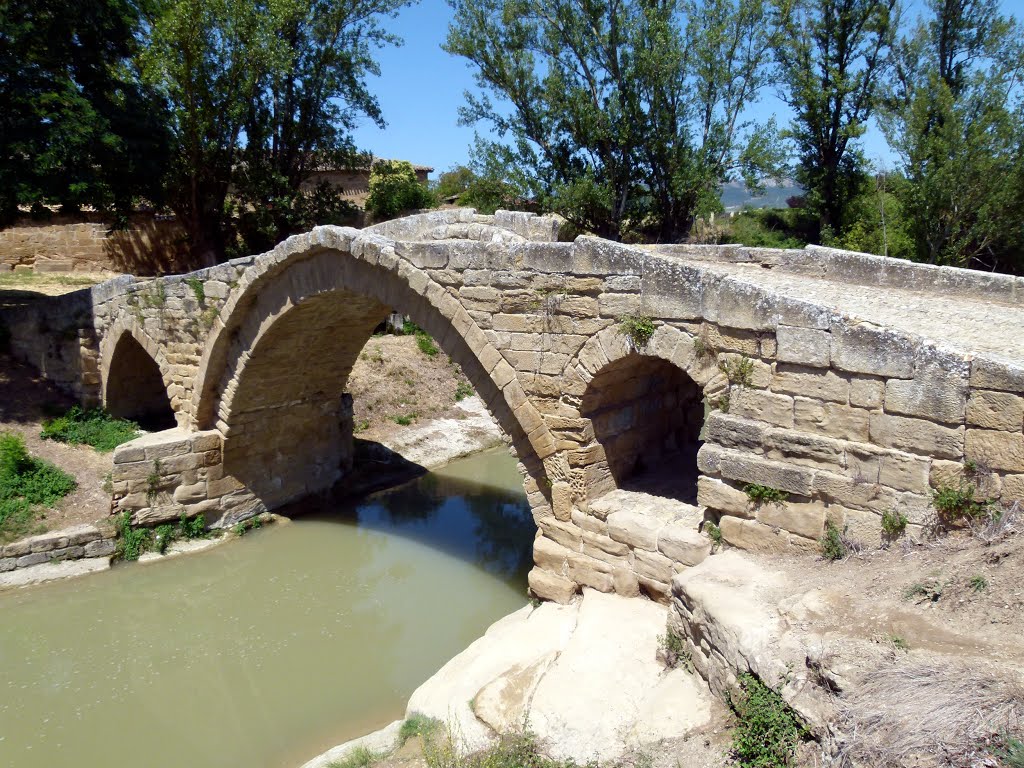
142 0 410 266
365 160 436 220
445 0 785 242
772 0 899 239
0 0 169 225
879 0 1024 270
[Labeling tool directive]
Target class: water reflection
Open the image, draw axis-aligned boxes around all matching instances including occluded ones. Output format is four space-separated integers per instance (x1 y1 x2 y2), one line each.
0 448 533 768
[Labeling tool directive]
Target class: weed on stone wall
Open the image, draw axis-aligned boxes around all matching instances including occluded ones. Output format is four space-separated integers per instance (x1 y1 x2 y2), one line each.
185 277 205 304
719 356 754 388
115 509 209 562
704 520 723 546
658 629 692 671
728 673 809 768
40 406 139 452
618 313 655 349
744 484 789 506
880 508 908 540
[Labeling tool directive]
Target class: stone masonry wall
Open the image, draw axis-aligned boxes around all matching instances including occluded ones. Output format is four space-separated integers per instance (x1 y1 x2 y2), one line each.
0 524 116 573
4 209 1023 606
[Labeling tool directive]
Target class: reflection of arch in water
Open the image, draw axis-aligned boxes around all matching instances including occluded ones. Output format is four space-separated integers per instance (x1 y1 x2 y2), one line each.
190 241 556 513
101 324 176 431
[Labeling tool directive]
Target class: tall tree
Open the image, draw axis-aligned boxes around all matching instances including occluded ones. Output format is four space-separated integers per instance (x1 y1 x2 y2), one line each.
0 0 168 225
445 0 784 242
879 0 1024 270
772 0 899 239
142 0 411 267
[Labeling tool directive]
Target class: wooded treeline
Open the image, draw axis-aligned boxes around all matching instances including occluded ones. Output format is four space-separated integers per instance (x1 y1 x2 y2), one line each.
2 0 1022 273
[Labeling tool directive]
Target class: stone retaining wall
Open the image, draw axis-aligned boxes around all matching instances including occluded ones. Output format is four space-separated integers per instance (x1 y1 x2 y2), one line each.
0 214 189 276
0 524 116 573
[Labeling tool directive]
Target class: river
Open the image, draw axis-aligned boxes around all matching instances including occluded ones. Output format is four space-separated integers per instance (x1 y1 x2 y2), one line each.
0 448 534 768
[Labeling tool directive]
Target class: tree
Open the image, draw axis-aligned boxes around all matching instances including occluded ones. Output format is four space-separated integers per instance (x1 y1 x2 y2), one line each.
142 0 411 267
0 0 168 225
445 0 784 242
879 0 1024 270
365 160 436 220
772 0 899 239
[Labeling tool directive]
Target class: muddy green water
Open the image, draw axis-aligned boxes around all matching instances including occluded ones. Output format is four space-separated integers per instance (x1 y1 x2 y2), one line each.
0 449 534 768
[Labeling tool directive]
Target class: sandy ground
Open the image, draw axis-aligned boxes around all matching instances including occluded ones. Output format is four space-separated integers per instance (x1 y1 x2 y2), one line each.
0 270 108 311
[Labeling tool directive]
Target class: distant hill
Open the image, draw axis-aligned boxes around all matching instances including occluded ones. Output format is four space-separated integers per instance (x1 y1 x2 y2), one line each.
720 179 802 211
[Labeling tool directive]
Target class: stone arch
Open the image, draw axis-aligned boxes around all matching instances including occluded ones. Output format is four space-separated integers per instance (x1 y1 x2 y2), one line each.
190 227 556 511
101 321 176 430
567 325 722 503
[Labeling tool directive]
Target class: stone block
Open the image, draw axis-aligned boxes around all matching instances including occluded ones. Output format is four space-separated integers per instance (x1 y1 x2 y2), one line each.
844 444 931 494
776 326 830 368
967 390 1024 432
728 388 794 428
566 552 615 592
719 516 791 553
173 482 208 504
849 378 885 409
965 429 1024 473
1001 474 1024 501
657 521 712 566
884 349 969 425
84 539 116 557
607 510 665 551
793 398 869 442
16 552 50 568
717 450 815 496
755 499 826 540
0 557 15 572
582 531 630 564
697 476 751 517
113 444 146 464
537 517 583 550
534 535 572 572
704 412 769 451
764 427 847 471
772 364 849 403
970 358 1024 393
869 413 964 460
633 548 674 584
830 318 916 377
528 568 577 604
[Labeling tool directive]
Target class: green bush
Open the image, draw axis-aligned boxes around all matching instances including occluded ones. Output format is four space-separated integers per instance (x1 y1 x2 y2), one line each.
819 520 848 561
416 330 439 357
0 433 77 540
729 673 808 767
329 746 378 768
40 406 139 452
999 734 1024 768
932 479 993 524
115 510 152 561
704 520 723 545
719 208 811 249
365 160 436 220
398 713 442 747
454 381 474 402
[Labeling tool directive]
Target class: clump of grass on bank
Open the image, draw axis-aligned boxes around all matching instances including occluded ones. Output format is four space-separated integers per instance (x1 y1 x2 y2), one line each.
423 730 580 768
329 746 379 768
115 509 210 562
0 433 76 542
41 406 139 452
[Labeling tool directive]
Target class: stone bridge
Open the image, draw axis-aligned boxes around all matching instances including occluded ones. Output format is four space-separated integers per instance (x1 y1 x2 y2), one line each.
5 209 1024 602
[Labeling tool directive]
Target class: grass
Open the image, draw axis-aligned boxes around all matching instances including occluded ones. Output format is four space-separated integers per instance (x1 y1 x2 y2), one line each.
1000 735 1024 768
40 406 139 452
393 413 417 426
454 381 474 402
658 629 692 670
0 433 77 542
888 634 910 652
403 321 440 358
903 578 944 603
423 729 579 768
819 520 848 561
115 510 208 562
932 479 993 525
185 276 205 303
399 713 442 747
968 574 988 592
618 313 656 348
728 673 808 768
744 484 788 505
704 520 723 545
329 746 379 768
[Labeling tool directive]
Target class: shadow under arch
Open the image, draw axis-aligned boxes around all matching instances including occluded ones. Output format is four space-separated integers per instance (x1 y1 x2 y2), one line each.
581 353 704 502
103 330 176 431
190 239 554 512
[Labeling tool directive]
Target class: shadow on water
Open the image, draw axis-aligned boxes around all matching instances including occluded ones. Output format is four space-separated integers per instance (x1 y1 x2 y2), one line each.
278 443 536 585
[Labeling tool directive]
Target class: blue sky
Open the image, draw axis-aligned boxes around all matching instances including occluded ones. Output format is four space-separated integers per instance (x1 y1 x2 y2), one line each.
351 0 1023 179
